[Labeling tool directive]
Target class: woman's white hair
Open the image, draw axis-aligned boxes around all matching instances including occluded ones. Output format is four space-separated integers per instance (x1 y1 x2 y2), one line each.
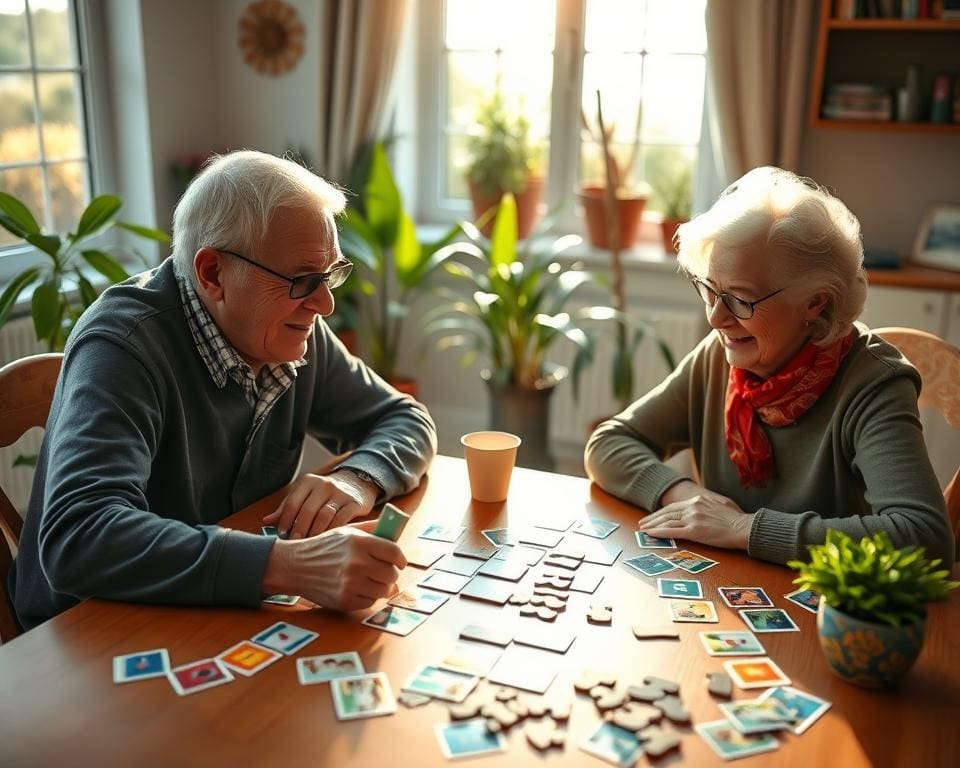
172 150 346 285
675 166 866 345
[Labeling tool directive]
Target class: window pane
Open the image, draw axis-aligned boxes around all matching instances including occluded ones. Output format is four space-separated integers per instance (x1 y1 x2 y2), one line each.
0 165 42 246
645 0 706 53
580 140 640 189
0 1 29 65
582 53 643 144
641 144 696 213
498 52 552 138
37 71 82 158
31 0 74 67
584 0 646 53
446 133 470 199
447 51 498 129
641 54 704 144
446 0 554 51
48 159 86 233
0 73 39 162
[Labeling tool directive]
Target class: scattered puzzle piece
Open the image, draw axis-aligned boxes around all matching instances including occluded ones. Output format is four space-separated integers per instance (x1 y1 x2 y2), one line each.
534 573 572 590
643 676 681 695
574 670 618 693
706 671 733 698
653 694 691 724
591 686 626 711
448 694 488 720
532 586 570 600
546 698 572 721
525 720 566 751
398 691 432 708
530 594 566 611
482 700 520 732
587 603 613 625
626 684 667 703
519 604 559 622
525 696 548 718
494 687 518 702
506 698 529 718
631 626 680 640
542 553 582 571
605 701 662 732
638 725 682 757
508 591 532 605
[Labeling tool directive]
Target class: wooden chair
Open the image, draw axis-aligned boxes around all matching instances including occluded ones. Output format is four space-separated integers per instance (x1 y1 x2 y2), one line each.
0 353 63 643
875 328 960 559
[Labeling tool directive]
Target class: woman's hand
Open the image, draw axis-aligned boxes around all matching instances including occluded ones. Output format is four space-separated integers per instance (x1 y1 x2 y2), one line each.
639 480 755 550
262 470 379 539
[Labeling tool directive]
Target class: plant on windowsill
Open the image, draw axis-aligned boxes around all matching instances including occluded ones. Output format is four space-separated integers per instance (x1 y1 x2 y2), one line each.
789 530 958 689
0 192 170 352
465 91 544 240
423 193 615 471
336 142 461 395
653 166 692 256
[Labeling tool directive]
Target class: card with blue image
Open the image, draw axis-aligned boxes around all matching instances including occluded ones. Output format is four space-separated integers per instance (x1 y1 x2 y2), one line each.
252 621 318 655
112 648 170 683
657 577 703 598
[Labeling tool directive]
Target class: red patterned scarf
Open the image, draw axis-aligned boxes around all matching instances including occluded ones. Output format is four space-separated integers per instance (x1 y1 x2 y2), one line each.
725 330 856 488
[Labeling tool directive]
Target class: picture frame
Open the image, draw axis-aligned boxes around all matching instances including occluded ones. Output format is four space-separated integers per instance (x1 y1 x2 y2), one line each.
912 203 960 272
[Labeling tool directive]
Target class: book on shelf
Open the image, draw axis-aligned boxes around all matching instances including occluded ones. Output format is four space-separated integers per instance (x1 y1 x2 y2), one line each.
822 83 893 120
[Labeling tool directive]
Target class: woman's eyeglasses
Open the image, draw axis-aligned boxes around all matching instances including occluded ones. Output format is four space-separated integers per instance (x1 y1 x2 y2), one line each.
218 249 353 299
690 277 785 320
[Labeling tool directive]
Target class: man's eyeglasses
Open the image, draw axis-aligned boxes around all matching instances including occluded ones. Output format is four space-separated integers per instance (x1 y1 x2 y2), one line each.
690 277 785 320
218 249 353 299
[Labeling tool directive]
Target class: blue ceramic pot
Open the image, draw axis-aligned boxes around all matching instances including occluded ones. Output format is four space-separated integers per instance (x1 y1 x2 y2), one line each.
817 598 926 688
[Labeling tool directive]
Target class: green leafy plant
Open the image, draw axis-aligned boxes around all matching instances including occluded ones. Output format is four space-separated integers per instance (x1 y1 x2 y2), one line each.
336 142 461 381
0 192 170 351
656 166 693 222
423 193 613 396
789 530 959 628
466 92 540 198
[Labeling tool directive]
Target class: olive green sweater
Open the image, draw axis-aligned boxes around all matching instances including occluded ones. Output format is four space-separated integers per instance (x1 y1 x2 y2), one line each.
585 325 954 566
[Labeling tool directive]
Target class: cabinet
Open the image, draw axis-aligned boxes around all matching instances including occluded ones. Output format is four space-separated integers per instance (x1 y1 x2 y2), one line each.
810 0 960 133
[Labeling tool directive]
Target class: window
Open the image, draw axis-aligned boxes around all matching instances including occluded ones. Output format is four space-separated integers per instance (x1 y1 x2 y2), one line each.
418 0 706 230
0 0 92 251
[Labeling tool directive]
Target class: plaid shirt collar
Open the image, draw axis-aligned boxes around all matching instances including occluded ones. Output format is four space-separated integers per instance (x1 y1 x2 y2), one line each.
174 264 306 430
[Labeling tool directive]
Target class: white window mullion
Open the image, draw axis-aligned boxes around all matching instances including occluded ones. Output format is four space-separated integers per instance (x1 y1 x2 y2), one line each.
22 0 53 232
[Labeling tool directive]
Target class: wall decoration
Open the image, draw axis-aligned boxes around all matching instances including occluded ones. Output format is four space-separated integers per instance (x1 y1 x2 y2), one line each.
237 0 306 77
912 203 960 273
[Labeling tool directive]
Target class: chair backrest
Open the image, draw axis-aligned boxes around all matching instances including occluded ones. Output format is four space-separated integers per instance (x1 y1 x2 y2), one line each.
875 327 960 558
0 352 62 645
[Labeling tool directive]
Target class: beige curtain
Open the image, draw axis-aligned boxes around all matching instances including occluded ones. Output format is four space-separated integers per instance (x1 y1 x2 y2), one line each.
705 0 816 177
316 0 410 182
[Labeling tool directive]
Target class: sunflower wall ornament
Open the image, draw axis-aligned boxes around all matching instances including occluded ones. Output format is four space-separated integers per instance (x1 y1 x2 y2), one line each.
237 0 306 77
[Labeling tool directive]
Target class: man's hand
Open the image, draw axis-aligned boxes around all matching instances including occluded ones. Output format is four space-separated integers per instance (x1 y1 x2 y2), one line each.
262 470 380 539
262 520 406 611
638 480 755 550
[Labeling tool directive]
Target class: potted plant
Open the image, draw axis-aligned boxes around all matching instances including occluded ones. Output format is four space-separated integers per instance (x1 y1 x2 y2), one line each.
0 192 170 351
466 92 544 240
337 142 461 396
423 193 613 470
789 530 958 689
654 166 692 255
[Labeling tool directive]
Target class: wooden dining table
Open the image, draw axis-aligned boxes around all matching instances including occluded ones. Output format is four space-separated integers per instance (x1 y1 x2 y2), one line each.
0 454 957 767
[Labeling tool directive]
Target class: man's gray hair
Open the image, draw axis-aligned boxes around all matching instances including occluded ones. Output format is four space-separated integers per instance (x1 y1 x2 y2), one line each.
676 166 867 345
172 150 347 285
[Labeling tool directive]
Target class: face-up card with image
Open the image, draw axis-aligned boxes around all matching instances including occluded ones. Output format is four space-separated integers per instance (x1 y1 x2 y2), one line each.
695 719 780 761
481 528 517 547
261 525 280 538
418 570 472 594
663 549 719 574
578 721 642 767
330 672 397 720
623 553 675 577
167 658 234 696
657 578 703 599
667 599 719 623
718 586 774 609
574 517 620 539
739 608 800 633
362 605 429 636
718 697 796 735
435 718 507 760
460 576 516 605
434 554 483 577
437 641 503 677
477 555 529 582
218 640 282 676
418 523 465 543
635 531 677 548
517 528 564 548
486 646 560 693
514 623 576 654
389 587 449 614
113 648 170 683
757 686 832 735
454 538 501 560
784 588 821 614
699 630 766 657
493 544 544 566
262 594 300 606
403 540 446 569
251 622 318 655
460 623 513 647
402 664 479 703
723 658 792 689
297 651 365 685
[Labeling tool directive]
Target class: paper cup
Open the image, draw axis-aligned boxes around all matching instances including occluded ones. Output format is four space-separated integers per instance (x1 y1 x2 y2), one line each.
461 431 522 502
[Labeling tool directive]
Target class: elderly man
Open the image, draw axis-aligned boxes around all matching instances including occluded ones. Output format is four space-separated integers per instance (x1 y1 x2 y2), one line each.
10 151 437 631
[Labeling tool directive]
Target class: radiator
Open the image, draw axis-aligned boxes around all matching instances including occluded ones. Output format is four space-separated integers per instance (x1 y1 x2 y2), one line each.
550 308 708 449
0 316 47 513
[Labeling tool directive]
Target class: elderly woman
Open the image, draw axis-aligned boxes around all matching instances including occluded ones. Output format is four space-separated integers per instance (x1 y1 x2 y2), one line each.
585 167 954 565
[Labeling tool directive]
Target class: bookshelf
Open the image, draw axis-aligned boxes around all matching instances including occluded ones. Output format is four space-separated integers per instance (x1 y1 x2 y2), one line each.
810 0 960 132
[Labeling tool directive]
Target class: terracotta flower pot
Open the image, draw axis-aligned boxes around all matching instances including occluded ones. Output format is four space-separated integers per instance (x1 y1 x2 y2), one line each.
660 218 684 255
469 177 544 240
578 185 647 250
